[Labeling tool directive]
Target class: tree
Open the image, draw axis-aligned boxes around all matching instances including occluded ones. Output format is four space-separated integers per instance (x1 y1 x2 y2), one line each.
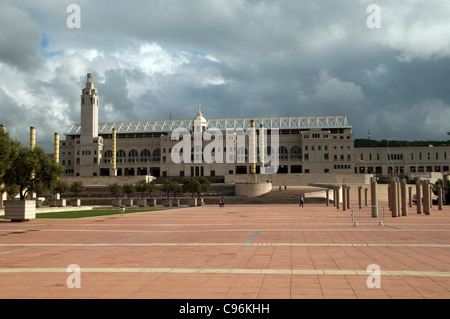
0 129 17 184
171 181 182 199
146 180 156 198
51 180 69 198
2 144 64 200
1 183 19 200
135 180 148 199
197 177 211 198
122 183 134 199
69 181 85 197
109 183 122 199
135 179 156 199
33 181 49 198
160 179 175 199
183 177 201 198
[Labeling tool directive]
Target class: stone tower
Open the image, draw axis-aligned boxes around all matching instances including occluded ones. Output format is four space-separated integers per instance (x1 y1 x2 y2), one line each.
81 73 99 140
76 73 103 176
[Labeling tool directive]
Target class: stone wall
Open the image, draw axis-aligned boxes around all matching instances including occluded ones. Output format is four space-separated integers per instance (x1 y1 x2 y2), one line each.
225 173 371 186
61 175 154 186
235 182 273 197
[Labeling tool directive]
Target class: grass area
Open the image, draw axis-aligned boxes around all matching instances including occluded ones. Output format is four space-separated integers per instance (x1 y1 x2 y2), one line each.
34 209 158 219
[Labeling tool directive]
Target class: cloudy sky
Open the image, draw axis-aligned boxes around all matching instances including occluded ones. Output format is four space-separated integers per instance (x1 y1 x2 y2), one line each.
1 0 450 152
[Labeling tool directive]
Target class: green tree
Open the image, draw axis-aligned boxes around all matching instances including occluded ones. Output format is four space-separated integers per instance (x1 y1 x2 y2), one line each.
135 180 148 199
160 179 175 199
1 183 19 200
171 181 182 199
135 179 156 198
2 144 64 200
146 180 156 198
0 129 17 184
183 177 201 198
69 181 85 197
33 181 49 198
109 183 122 199
197 176 211 198
51 180 69 198
122 183 134 198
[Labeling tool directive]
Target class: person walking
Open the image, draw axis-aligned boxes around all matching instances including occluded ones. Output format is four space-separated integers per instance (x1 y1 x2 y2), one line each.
220 197 225 207
299 195 304 207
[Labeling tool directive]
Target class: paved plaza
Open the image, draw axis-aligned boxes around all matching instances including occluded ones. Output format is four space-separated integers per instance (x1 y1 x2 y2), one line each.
0 202 449 299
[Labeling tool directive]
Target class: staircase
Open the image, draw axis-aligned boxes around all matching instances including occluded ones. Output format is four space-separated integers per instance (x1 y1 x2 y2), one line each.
204 186 329 205
61 185 329 206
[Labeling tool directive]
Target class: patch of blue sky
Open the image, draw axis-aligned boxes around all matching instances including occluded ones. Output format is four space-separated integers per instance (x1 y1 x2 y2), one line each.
40 33 63 58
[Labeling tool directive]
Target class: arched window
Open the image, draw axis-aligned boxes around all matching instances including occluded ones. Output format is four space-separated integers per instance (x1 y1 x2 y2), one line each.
237 147 247 163
117 150 126 163
128 149 138 162
140 149 151 162
290 146 302 161
279 146 288 160
152 149 161 162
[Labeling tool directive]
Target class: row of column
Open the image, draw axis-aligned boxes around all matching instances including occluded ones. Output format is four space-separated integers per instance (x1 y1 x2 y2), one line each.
331 177 378 216
330 178 444 218
388 178 443 217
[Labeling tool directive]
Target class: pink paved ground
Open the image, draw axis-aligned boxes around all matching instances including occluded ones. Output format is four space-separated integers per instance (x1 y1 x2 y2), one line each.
0 202 449 299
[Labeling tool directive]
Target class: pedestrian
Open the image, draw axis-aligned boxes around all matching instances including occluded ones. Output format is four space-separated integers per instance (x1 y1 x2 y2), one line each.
279 186 282 191
219 197 224 208
284 185 287 191
299 195 304 207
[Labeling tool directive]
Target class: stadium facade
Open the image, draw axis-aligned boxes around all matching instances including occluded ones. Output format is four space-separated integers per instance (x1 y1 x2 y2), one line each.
59 74 450 181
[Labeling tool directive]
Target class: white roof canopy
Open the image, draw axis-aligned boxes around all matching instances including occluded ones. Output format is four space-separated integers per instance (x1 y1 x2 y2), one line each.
66 116 351 135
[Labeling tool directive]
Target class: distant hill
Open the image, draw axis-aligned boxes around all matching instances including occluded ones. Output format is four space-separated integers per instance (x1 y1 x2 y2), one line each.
354 139 450 148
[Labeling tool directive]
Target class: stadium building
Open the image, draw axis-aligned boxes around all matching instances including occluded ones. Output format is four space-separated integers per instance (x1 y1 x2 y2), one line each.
59 74 450 185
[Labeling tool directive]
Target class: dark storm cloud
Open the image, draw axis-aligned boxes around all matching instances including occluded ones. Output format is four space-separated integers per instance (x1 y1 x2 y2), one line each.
1 0 450 151
0 4 42 70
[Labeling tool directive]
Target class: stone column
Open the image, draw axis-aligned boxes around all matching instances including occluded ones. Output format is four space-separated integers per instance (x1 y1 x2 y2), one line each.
364 188 368 206
112 128 117 177
408 187 413 208
333 189 336 207
54 133 60 164
401 179 408 217
346 186 350 209
30 126 36 151
444 176 449 207
259 124 265 169
250 120 256 175
391 179 399 218
358 186 362 208
396 178 401 217
388 182 393 212
336 187 340 209
423 180 431 215
370 177 378 218
416 179 422 214
438 186 443 211
342 185 347 211
326 189 330 207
